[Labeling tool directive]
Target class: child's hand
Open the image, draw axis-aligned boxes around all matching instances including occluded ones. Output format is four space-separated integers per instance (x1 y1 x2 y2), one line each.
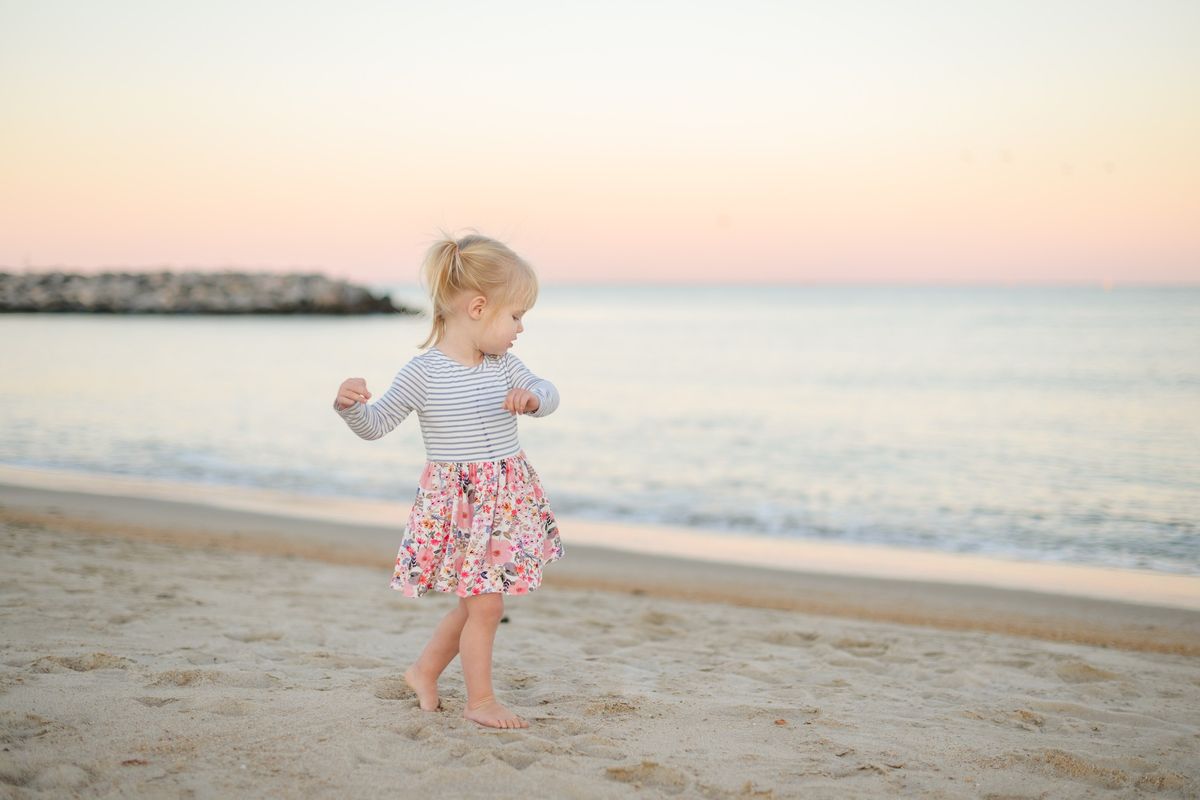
502 387 539 415
335 377 371 410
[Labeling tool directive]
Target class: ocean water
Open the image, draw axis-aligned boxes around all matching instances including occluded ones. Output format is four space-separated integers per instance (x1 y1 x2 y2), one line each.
1 284 1197 575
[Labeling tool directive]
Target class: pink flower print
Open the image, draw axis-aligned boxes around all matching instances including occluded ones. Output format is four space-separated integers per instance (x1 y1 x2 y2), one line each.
419 463 435 490
509 580 529 595
455 495 474 529
488 537 514 564
468 463 478 484
532 483 544 500
416 547 435 571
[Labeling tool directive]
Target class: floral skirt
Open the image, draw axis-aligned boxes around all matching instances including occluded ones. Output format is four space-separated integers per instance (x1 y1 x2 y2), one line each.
389 450 564 598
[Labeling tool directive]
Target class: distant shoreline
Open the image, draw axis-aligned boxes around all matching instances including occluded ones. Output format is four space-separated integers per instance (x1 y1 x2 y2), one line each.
0 269 417 314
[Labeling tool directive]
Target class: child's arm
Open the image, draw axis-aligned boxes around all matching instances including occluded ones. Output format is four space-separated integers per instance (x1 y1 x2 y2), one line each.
503 353 560 417
333 359 428 440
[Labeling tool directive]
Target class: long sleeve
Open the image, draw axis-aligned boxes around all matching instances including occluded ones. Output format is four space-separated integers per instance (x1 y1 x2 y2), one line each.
333 358 429 440
503 353 560 418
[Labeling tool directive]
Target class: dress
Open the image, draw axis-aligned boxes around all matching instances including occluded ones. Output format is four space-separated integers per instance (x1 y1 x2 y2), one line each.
333 346 564 597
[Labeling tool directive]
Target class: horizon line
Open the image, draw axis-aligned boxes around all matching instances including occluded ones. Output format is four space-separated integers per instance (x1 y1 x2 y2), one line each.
3 266 1198 289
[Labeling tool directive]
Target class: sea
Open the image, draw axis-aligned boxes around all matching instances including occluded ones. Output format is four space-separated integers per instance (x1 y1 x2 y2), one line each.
2 284 1197 576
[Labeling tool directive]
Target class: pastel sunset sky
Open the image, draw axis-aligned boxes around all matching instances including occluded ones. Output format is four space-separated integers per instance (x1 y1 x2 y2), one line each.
2 1 1197 284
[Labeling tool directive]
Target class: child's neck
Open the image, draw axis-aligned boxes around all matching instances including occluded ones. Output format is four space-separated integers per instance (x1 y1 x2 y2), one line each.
435 335 484 368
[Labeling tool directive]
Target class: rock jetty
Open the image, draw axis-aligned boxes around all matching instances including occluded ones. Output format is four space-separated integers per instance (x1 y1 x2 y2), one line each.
0 270 415 314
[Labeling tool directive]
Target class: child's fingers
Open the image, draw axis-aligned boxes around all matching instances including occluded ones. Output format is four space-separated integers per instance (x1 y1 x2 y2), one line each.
341 378 370 401
501 391 519 415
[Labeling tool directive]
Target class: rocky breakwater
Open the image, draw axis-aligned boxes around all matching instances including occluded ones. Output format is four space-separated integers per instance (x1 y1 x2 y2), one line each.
0 270 415 314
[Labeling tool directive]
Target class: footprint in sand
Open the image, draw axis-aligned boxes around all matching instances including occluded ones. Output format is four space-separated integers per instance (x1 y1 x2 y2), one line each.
493 750 538 770
0 711 72 746
640 610 685 627
23 763 95 792
605 760 691 795
1010 708 1046 730
197 697 254 717
830 637 890 658
972 707 1045 732
763 630 820 647
28 653 134 673
506 673 538 690
396 721 436 741
568 734 626 760
373 676 411 701
1032 748 1129 790
300 651 389 669
1056 660 1121 684
583 697 639 716
541 718 592 737
145 669 280 689
634 610 686 641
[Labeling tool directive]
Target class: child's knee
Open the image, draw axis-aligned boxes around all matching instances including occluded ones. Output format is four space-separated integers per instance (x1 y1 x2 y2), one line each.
464 592 504 622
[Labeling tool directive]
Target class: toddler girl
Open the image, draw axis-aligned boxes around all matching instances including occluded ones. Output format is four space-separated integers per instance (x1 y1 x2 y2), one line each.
332 231 564 729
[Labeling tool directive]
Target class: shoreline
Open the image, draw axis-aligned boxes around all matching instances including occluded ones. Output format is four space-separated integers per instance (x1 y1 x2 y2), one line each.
1 462 1198 610
2 465 1198 656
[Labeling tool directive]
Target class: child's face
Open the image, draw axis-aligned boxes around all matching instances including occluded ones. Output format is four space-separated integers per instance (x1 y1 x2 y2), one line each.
481 302 525 355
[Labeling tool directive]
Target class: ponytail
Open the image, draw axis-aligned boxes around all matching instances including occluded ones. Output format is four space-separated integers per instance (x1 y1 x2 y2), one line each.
415 228 539 350
417 234 461 349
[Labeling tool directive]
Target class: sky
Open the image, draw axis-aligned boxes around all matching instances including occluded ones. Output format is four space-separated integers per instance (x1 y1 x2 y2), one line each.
1 0 1197 285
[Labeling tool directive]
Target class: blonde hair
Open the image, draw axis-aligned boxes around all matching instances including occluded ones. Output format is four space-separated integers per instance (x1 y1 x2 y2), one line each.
417 228 539 349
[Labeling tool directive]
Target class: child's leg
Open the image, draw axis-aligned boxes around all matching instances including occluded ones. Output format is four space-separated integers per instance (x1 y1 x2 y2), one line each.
460 593 529 729
404 596 468 711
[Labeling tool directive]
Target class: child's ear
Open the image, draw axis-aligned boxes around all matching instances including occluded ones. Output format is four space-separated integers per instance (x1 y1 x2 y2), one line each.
468 294 487 319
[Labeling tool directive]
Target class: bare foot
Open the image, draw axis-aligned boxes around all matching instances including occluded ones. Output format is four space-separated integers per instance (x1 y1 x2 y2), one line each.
403 664 442 711
463 695 529 729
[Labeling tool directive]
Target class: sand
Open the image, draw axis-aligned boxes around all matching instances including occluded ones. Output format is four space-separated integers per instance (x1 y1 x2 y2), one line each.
1 478 1198 799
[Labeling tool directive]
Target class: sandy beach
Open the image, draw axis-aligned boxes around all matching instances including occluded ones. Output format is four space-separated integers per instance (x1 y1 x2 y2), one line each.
2 477 1198 798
